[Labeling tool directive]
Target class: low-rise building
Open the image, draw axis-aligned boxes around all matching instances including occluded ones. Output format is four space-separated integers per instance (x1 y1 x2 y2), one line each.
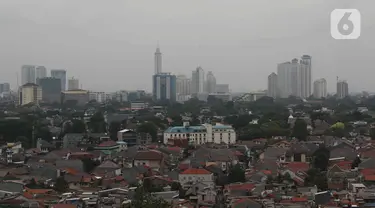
179 168 214 188
164 122 236 145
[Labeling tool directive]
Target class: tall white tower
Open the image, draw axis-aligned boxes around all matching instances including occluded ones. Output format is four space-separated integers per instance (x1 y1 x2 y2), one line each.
206 71 216 93
313 78 327 98
191 67 205 94
154 47 162 74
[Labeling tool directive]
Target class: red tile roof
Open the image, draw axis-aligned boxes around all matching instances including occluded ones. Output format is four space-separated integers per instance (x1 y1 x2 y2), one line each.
361 168 375 176
135 150 163 160
292 197 308 202
364 175 375 181
226 183 255 191
51 204 76 208
98 140 117 147
286 162 310 172
180 168 211 175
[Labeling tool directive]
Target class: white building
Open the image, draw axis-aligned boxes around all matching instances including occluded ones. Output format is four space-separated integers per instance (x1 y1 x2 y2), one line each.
206 71 216 93
179 168 215 188
154 47 162 74
89 91 107 103
191 67 205 95
51 69 67 91
68 77 79 90
21 65 36 85
164 122 236 145
176 75 191 96
18 83 42 105
267 72 278 98
298 55 312 98
277 55 312 99
313 78 327 98
337 80 349 99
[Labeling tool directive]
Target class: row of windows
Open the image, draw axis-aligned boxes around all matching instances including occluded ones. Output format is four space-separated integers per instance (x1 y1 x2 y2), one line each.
169 133 233 138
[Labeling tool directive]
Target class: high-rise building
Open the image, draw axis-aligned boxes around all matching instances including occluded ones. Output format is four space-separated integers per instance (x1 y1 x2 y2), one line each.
38 77 61 103
36 66 47 83
216 84 230 93
267 72 278 98
298 55 312 98
0 83 10 94
153 73 176 102
61 90 89 106
51 69 67 91
337 80 349 99
277 55 312 99
68 77 79 90
206 71 216 93
191 67 205 95
154 47 162 74
176 75 191 96
18 83 42 105
21 65 36 85
313 78 327 99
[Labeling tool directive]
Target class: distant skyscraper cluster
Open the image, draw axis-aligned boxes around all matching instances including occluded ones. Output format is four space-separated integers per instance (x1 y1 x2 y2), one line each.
19 65 80 105
267 55 313 99
152 47 230 103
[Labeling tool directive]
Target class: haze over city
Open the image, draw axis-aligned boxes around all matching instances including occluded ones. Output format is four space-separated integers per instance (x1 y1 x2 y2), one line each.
0 0 375 92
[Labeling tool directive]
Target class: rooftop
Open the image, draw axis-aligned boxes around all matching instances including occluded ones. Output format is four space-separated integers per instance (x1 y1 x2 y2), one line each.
165 124 233 133
180 168 211 175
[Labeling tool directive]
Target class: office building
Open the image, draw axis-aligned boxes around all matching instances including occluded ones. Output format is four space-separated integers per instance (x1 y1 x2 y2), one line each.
155 47 162 74
36 66 47 84
51 69 67 91
21 65 36 85
61 90 89 106
153 73 177 102
216 84 230 93
18 83 42 105
267 72 278 98
68 77 79 90
313 78 327 99
39 77 61 103
176 75 191 96
0 83 10 94
191 67 205 94
164 122 236 145
337 80 349 99
206 71 216 93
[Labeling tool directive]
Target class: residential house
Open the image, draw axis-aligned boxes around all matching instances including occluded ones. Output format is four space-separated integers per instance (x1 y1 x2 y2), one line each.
117 129 152 146
36 139 55 153
93 160 122 177
327 164 358 190
285 143 318 162
133 150 165 171
56 160 84 173
179 168 214 188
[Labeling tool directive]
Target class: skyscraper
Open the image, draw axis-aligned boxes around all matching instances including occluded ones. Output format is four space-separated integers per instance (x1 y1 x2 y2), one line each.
154 47 162 74
277 55 312 99
68 77 80 90
51 69 67 91
337 80 349 99
206 71 216 93
36 66 47 80
39 77 61 103
267 72 278 98
153 73 176 102
313 78 327 98
191 67 205 95
21 65 36 85
176 75 191 96
18 83 42 105
298 55 312 98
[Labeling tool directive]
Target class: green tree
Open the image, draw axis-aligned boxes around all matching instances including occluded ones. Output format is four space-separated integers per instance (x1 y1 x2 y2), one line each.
109 121 122 140
70 119 86 133
352 156 361 169
89 112 106 133
304 168 328 190
81 158 100 173
291 119 308 141
171 182 181 191
137 122 158 142
228 164 246 183
54 176 69 193
312 145 330 171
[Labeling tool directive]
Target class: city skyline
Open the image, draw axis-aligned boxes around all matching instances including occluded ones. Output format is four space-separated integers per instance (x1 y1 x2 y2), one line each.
0 1 374 93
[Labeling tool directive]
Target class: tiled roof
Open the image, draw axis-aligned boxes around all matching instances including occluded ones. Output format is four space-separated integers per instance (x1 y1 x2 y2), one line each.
364 175 375 181
180 168 211 175
286 162 310 172
226 183 255 191
98 140 117 147
134 150 163 160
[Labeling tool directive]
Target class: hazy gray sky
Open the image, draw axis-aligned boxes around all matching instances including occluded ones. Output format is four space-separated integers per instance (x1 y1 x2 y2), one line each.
0 0 374 93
